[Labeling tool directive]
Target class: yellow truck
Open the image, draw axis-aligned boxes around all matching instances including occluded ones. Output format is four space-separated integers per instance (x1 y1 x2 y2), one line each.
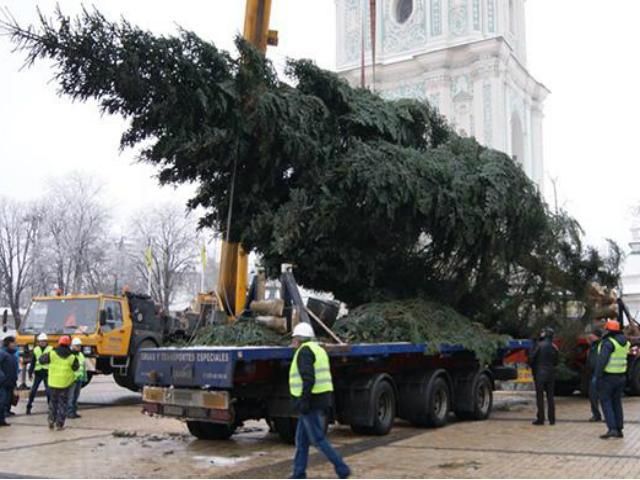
15 292 175 391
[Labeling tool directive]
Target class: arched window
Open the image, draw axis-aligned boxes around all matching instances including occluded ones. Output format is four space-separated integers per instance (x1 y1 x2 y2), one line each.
395 0 413 24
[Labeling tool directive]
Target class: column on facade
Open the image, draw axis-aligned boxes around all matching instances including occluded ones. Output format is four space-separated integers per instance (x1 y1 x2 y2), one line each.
530 103 544 191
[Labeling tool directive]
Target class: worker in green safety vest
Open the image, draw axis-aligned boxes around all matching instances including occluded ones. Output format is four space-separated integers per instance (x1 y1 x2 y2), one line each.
289 322 350 479
38 335 79 430
67 337 87 419
26 333 52 414
595 319 630 439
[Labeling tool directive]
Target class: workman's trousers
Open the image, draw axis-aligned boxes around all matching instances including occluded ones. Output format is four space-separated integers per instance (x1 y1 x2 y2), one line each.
27 370 50 408
598 374 626 433
67 380 82 416
0 386 11 423
535 378 555 423
48 386 71 428
589 376 601 420
291 410 350 479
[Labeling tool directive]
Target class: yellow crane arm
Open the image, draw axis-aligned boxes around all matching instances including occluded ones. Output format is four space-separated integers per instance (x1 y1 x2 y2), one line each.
216 0 278 318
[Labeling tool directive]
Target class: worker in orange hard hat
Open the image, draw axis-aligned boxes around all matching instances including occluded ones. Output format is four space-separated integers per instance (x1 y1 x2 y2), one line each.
37 335 79 430
595 319 630 439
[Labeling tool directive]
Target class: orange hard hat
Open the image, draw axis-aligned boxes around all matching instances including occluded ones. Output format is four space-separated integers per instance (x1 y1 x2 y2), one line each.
58 335 72 346
604 319 621 332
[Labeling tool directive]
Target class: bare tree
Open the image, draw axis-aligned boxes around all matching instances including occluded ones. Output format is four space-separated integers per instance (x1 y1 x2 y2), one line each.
130 203 199 311
37 173 112 294
0 198 41 327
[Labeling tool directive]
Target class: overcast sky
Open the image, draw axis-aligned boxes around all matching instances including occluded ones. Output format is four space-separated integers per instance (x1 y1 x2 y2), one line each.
1 0 639 254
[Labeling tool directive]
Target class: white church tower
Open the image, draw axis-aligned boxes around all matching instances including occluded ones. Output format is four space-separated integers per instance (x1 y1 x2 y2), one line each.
336 0 549 188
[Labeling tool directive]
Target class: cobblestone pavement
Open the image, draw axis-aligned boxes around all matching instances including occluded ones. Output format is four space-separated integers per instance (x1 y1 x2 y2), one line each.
1 377 640 478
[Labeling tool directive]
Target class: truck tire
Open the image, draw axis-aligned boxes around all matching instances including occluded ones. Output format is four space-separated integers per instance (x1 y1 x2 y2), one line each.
273 417 297 444
454 373 492 421
350 379 396 436
422 376 451 428
113 371 135 391
114 339 157 392
81 371 94 389
272 416 329 444
627 361 640 396
187 421 236 440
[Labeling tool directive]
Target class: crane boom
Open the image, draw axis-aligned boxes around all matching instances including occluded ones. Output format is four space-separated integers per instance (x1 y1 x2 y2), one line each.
216 0 277 318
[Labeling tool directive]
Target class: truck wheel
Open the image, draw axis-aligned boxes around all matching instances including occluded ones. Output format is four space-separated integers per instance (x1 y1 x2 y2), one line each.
272 415 328 444
273 417 297 444
422 376 450 428
455 373 492 421
350 379 396 436
113 371 135 391
81 371 94 389
627 361 640 396
187 421 236 440
114 339 157 392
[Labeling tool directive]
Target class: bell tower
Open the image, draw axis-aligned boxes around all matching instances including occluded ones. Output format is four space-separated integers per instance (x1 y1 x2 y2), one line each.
335 0 549 189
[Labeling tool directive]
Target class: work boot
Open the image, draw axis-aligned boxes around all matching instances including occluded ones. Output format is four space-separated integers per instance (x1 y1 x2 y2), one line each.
600 430 618 439
338 466 351 479
531 420 544 425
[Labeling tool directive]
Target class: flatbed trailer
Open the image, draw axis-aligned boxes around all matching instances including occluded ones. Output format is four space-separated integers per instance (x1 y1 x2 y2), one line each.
135 339 531 443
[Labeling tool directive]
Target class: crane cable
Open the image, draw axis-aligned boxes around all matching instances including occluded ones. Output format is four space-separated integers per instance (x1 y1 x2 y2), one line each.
219 140 241 317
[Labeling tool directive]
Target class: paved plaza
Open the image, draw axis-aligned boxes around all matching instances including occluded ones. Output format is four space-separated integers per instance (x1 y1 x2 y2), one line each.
1 377 639 478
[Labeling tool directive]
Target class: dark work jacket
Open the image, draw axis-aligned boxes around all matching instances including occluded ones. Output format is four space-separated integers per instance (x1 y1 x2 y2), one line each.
0 348 18 388
294 342 332 413
528 338 559 382
39 346 79 371
587 341 600 373
595 332 628 379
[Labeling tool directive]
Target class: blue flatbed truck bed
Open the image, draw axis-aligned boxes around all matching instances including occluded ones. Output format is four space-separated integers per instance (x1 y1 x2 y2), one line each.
135 339 532 442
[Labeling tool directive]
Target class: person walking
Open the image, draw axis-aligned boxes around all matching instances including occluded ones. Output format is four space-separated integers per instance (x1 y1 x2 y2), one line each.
596 319 629 439
26 333 52 415
289 323 350 479
0 336 19 427
587 329 603 422
38 336 79 430
529 327 559 426
67 337 87 419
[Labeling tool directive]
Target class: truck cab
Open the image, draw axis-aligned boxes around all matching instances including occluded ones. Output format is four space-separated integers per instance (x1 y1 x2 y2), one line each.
16 292 166 391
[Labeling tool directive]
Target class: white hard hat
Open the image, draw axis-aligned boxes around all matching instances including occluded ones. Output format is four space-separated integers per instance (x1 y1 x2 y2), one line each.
292 322 315 339
37 333 48 341
71 337 82 346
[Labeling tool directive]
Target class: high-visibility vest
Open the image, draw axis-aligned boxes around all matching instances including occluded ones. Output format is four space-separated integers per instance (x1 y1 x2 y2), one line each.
289 341 333 398
48 350 76 389
33 345 52 372
599 337 630 374
74 352 86 381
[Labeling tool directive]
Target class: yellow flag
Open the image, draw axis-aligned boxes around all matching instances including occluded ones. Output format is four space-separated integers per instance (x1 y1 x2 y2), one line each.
145 246 153 269
201 244 207 270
